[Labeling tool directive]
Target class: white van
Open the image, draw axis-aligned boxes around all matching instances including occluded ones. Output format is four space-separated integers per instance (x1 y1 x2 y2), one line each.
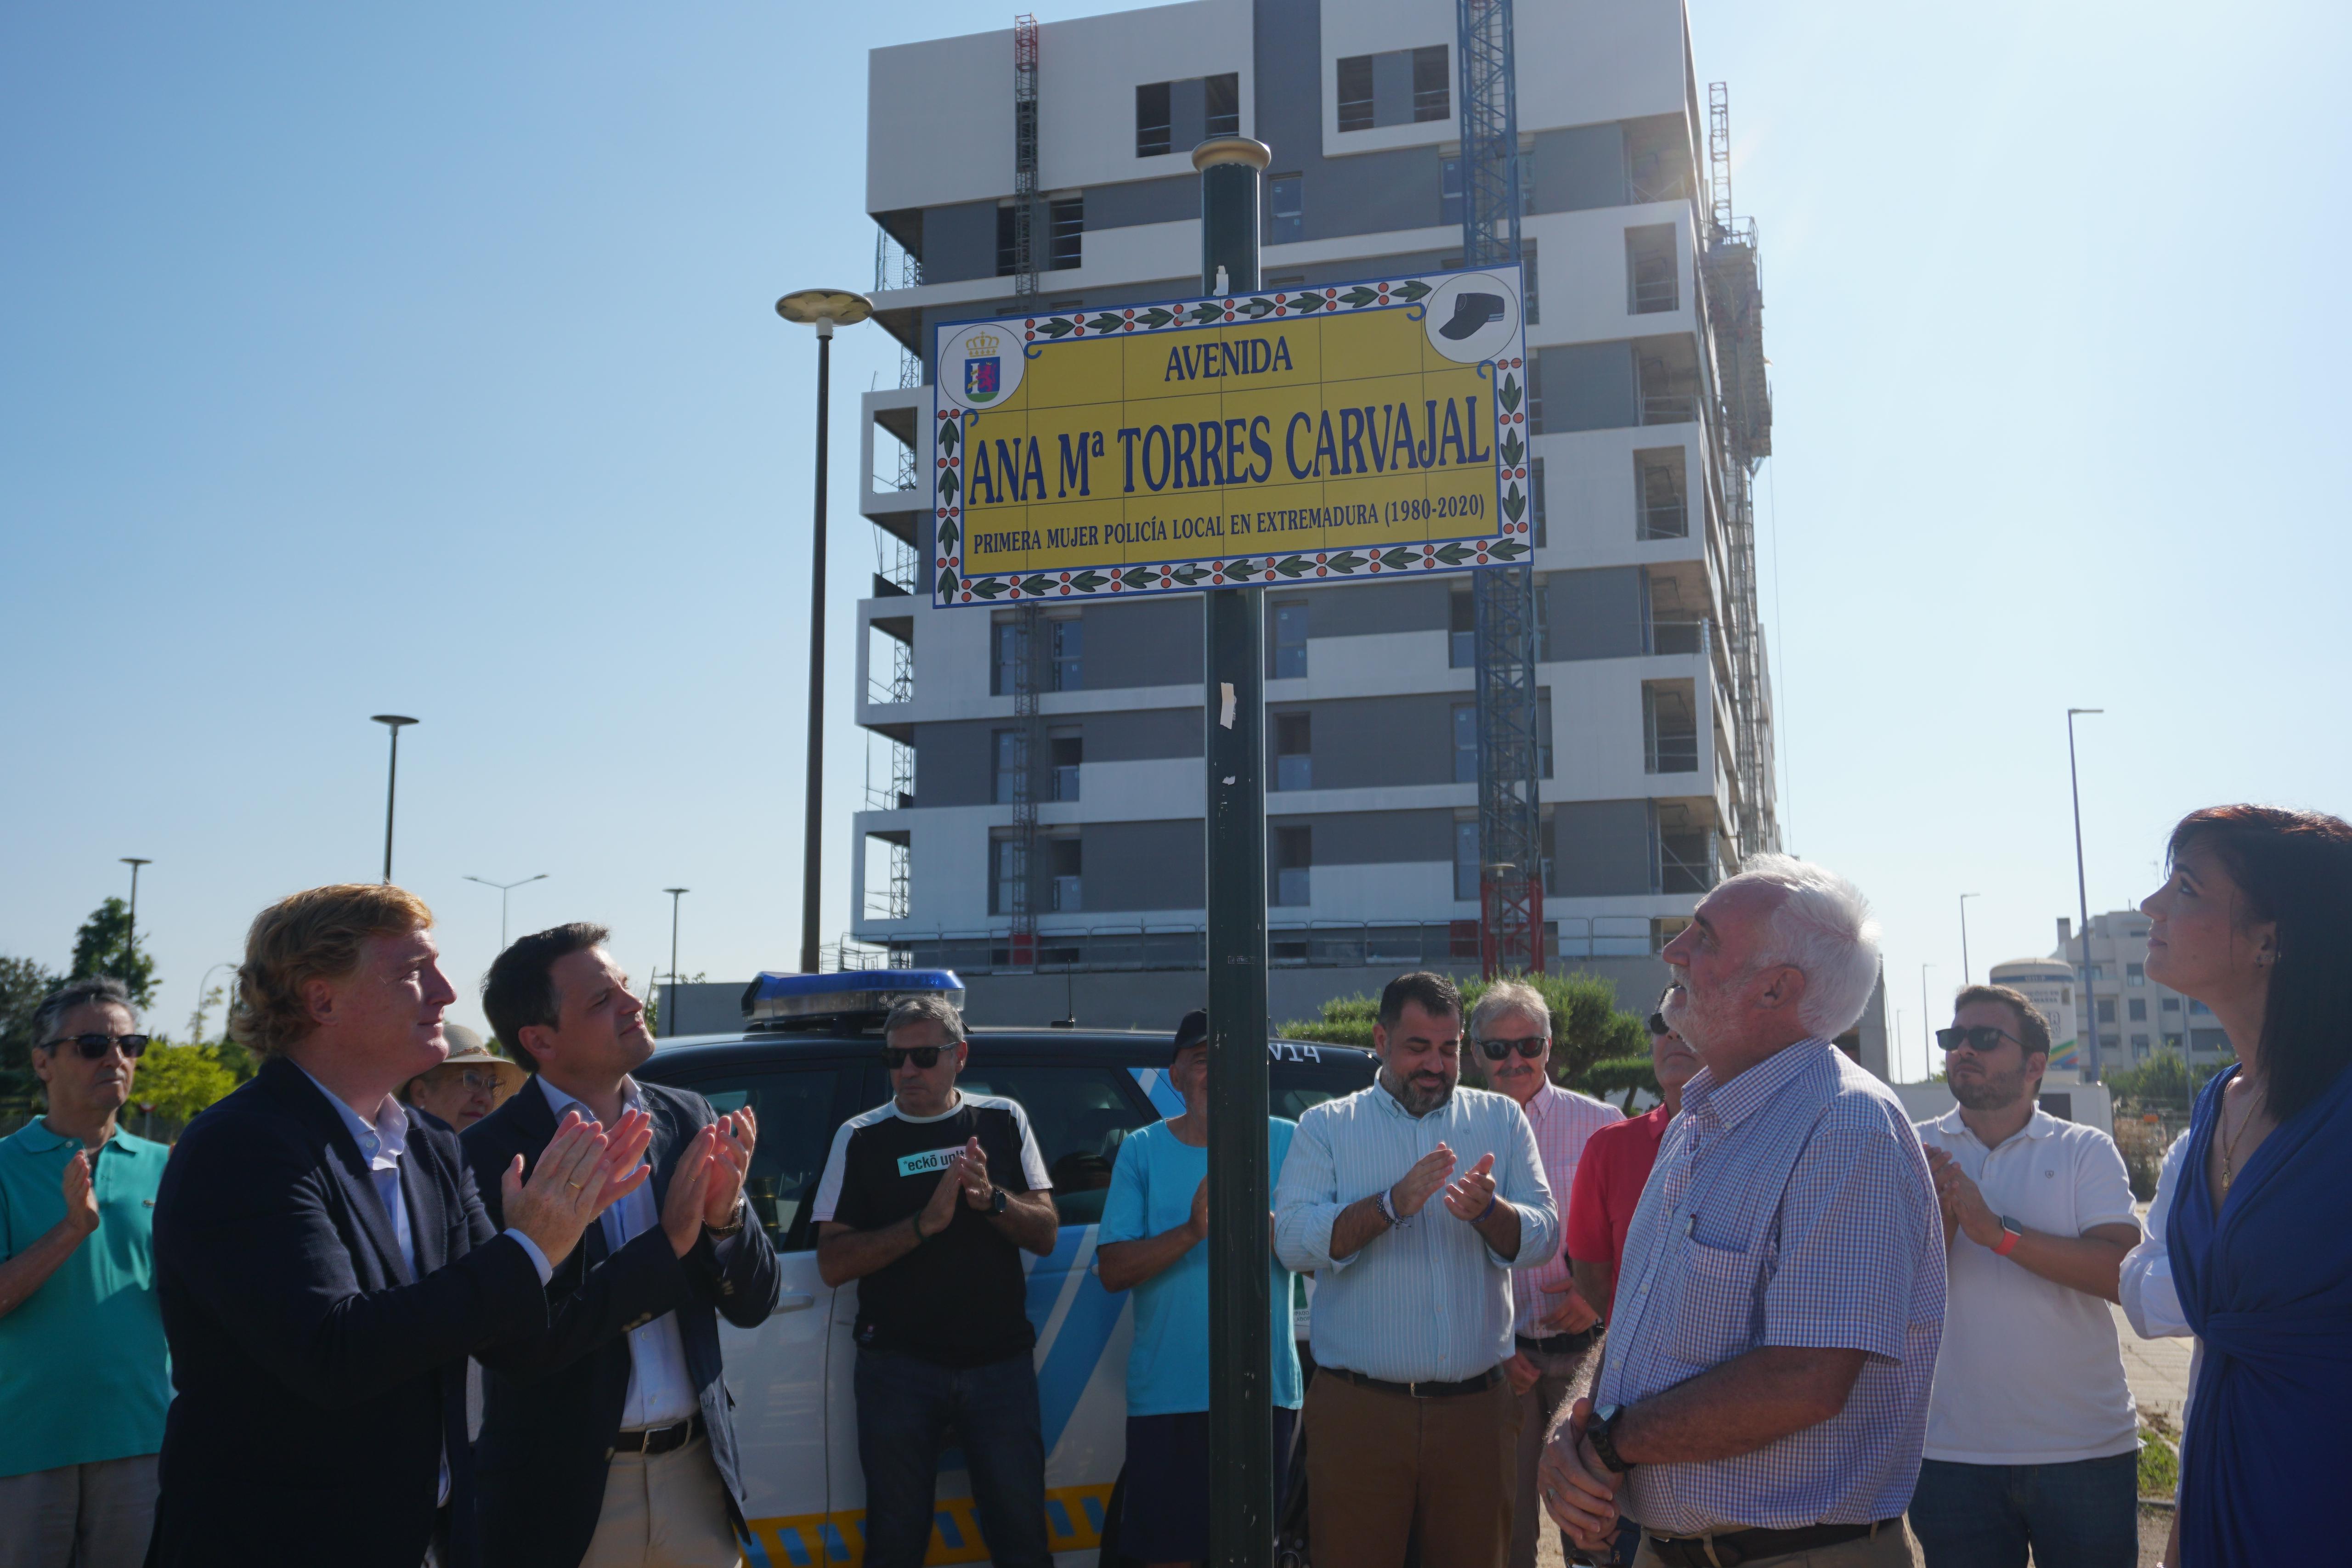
637 976 1376 1568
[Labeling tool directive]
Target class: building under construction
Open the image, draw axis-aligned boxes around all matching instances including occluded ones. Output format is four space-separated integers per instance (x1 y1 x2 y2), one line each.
847 0 1781 1026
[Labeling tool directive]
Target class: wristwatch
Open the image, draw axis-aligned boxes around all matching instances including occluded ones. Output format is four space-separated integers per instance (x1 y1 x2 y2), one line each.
988 1187 1009 1217
1586 1404 1635 1474
705 1196 747 1239
1992 1215 2025 1257
1375 1187 1406 1228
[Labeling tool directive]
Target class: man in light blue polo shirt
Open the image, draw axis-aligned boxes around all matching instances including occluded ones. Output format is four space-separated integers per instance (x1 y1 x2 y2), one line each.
0 977 174 1568
1097 1009 1303 1568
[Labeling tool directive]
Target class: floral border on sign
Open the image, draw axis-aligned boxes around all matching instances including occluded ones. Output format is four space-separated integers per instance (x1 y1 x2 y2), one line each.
930 268 1531 607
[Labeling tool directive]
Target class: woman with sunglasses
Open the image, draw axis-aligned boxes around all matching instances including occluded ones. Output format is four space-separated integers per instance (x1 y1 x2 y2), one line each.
0 975 174 1567
2142 805 2352 1566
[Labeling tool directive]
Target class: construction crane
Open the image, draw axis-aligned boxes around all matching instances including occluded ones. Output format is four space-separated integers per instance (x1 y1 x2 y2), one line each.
1458 0 1544 976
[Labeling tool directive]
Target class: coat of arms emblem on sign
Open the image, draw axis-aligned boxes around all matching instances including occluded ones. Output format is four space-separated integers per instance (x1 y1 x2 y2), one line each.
962 332 1001 402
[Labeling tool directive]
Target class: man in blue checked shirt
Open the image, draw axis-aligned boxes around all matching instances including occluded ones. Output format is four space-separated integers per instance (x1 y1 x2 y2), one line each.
1275 970 1559 1568
1539 856 1944 1568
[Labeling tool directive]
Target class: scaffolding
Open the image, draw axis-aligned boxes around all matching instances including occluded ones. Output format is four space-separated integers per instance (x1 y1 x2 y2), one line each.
1011 15 1041 301
1699 82 1778 859
1458 0 1544 976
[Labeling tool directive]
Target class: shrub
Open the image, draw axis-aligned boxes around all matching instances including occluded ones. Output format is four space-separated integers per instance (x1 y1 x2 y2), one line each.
1278 972 1649 1095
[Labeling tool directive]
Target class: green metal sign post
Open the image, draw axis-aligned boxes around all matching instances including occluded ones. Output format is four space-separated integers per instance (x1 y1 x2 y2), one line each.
1198 134 1275 1568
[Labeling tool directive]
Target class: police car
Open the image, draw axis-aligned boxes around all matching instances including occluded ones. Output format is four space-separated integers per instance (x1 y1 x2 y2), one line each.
635 970 1376 1568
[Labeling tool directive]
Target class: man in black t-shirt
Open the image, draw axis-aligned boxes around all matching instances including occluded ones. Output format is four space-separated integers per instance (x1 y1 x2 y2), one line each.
813 995 1057 1568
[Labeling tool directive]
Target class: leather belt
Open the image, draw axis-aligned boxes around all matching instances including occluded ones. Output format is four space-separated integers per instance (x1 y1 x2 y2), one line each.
1328 1365 1503 1399
611 1414 704 1455
1643 1518 1898 1568
1516 1326 1602 1356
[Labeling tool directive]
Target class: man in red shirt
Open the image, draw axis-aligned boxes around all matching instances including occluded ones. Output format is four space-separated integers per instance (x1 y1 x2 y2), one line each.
1564 1003 1700 1316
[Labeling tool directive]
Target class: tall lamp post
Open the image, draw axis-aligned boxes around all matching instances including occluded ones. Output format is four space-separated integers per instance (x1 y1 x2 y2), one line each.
775 287 874 976
1920 962 1937 1083
1958 892 1981 986
662 887 689 1038
464 874 548 950
120 857 152 973
2067 708 2104 1079
370 715 418 883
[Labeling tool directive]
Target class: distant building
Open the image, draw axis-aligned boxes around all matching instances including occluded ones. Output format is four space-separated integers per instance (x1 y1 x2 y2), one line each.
840 0 1786 1026
2050 912 2229 1076
1988 956 2080 1074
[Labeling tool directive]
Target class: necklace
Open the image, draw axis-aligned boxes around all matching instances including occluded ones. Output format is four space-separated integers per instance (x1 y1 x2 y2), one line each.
2219 1083 2261 1196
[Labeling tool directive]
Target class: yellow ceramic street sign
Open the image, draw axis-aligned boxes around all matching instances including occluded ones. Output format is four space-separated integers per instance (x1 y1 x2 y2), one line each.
929 267 1530 608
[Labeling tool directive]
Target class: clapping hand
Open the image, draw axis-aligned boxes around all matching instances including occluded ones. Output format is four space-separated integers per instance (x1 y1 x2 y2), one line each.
703 1109 758 1228
61 1151 99 1239
1388 1143 1457 1219
1923 1146 2001 1247
1441 1151 1499 1223
954 1138 997 1210
503 1109 656 1269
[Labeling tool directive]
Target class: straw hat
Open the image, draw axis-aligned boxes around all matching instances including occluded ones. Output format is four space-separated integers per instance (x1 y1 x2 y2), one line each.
426 1023 528 1099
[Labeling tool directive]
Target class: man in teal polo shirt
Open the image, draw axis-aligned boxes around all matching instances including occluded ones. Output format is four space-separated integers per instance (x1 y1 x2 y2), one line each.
0 976 174 1568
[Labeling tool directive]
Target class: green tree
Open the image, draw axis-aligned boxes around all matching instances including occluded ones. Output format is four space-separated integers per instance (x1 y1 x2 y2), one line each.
1 954 66 1104
1278 971 1650 1094
130 1042 241 1127
69 898 158 1007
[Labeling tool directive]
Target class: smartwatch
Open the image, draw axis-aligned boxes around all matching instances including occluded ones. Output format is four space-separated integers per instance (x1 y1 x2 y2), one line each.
1586 1405 1635 1474
1992 1215 2025 1257
989 1188 1010 1217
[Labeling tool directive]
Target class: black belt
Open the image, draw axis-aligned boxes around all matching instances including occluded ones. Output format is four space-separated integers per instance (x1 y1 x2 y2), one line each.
610 1414 704 1456
1516 1325 1602 1356
1328 1365 1503 1399
1643 1518 1899 1568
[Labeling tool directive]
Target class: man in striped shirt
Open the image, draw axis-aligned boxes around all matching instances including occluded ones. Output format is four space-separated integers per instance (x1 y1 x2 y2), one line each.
1540 856 1944 1568
1470 980 1621 1568
1275 971 1560 1568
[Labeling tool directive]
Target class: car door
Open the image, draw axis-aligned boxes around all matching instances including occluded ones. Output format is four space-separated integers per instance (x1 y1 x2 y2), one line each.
655 1055 855 1567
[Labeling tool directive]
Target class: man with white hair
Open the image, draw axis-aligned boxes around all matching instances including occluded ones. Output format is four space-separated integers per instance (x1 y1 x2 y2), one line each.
1467 981 1620 1568
1538 855 1944 1568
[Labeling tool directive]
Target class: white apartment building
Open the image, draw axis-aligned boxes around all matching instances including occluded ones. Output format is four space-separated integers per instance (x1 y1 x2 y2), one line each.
843 0 1781 1025
2053 912 2231 1072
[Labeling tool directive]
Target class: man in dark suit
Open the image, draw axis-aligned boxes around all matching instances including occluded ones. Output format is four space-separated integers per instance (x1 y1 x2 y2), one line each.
146 884 655 1568
465 922 779 1568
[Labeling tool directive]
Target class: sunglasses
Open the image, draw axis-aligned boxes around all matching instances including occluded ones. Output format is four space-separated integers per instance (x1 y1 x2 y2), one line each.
1646 1011 1670 1037
41 1033 151 1060
1476 1035 1545 1061
1936 1025 2024 1055
881 1044 951 1070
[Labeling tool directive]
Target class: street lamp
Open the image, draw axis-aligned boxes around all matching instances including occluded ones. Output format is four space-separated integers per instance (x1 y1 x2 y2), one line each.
370 715 419 883
776 287 873 976
2067 708 2104 1079
463 874 548 950
1920 962 1937 1084
1958 892 1981 986
195 960 240 1042
120 857 152 972
662 887 690 1038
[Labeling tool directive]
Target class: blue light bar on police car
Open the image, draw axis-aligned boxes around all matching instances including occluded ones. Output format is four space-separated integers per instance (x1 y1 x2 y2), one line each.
740 969 966 1029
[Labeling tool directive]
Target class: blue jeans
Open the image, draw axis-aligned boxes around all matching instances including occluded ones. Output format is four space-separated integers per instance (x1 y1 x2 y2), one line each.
854 1347 1052 1568
1908 1453 2138 1568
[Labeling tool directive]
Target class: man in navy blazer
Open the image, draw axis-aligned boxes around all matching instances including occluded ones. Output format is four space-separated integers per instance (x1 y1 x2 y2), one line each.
147 885 654 1568
465 922 779 1568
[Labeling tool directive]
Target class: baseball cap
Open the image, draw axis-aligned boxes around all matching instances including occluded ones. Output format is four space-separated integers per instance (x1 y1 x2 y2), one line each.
1171 1008 1209 1062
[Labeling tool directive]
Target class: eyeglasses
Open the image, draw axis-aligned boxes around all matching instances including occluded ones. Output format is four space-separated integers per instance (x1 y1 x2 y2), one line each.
1936 1025 2025 1055
40 1033 151 1060
882 1044 950 1070
1476 1035 1545 1061
441 1070 499 1094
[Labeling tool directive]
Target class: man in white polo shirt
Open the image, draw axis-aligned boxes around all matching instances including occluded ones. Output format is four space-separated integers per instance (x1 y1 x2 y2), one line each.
1908 984 2143 1568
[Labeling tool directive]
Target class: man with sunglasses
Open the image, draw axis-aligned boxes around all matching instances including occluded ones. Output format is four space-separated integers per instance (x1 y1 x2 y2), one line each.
1469 982 1620 1568
0 976 170 1568
812 994 1057 1568
1905 986 2142 1568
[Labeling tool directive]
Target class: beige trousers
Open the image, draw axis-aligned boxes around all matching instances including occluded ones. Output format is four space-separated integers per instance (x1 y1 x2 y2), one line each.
1305 1371 1521 1568
0 1454 160 1568
575 1434 743 1568
1633 1518 1919 1568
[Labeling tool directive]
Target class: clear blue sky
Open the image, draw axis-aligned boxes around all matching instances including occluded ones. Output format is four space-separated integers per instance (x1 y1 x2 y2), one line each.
5 1 2346 1068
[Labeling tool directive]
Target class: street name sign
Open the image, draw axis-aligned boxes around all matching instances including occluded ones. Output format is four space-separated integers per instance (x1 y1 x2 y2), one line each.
928 265 1529 607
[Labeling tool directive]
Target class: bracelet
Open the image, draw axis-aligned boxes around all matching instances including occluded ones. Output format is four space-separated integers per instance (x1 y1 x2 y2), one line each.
1474 1191 1499 1226
1375 1187 1404 1228
910 1211 928 1244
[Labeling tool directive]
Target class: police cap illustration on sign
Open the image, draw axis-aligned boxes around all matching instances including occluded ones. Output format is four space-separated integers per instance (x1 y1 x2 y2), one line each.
1422 271 1521 362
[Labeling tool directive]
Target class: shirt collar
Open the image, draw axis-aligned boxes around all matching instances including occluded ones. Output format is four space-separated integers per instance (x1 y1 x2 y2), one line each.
1934 1104 2059 1150
294 1063 409 1172
537 1072 645 1127
9 1119 146 1156
1679 1037 1833 1132
1518 1080 1565 1122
